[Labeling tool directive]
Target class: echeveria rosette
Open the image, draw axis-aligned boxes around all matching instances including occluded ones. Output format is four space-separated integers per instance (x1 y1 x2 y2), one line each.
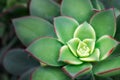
12 0 120 80
26 14 118 79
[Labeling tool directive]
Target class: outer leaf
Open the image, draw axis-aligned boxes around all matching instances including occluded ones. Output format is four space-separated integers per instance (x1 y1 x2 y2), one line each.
80 48 100 62
30 0 60 21
61 0 94 23
54 16 79 43
31 67 71 80
74 22 96 40
96 35 118 60
67 38 80 57
93 56 120 77
12 16 56 46
90 9 116 39
59 45 83 65
62 63 92 79
27 37 63 66
3 49 39 76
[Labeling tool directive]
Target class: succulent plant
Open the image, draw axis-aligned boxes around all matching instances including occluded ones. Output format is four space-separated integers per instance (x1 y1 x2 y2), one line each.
4 0 120 80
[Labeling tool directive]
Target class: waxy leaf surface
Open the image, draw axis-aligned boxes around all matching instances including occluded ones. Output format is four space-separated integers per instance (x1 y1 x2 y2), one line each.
96 35 118 60
59 45 83 65
13 16 56 46
31 67 71 80
61 0 94 23
74 22 96 40
93 56 120 77
30 0 60 21
54 16 79 43
90 9 116 39
62 63 92 79
27 38 63 66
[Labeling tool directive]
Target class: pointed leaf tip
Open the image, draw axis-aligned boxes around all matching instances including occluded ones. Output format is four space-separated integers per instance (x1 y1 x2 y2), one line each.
27 37 64 66
74 22 96 40
90 9 116 39
12 16 56 46
62 63 92 79
96 35 118 61
54 16 79 43
61 0 94 23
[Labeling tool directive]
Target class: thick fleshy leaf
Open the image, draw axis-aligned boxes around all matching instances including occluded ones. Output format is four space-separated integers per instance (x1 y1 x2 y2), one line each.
12 16 56 46
67 38 80 57
59 45 83 65
96 35 118 60
83 39 95 53
54 16 79 43
30 0 60 21
62 63 92 79
80 48 100 62
74 22 96 40
93 56 120 77
31 67 71 80
27 38 63 66
90 9 116 39
61 0 94 23
3 49 39 76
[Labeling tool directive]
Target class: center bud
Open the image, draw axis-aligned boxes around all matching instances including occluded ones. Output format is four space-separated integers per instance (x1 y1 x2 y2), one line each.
77 41 90 57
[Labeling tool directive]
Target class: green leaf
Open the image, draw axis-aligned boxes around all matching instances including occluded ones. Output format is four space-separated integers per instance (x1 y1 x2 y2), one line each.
96 35 118 60
12 16 56 46
31 67 71 80
83 39 95 53
30 0 60 21
93 56 120 77
54 16 79 43
27 37 63 66
3 49 39 76
62 63 92 79
67 38 80 57
74 22 96 40
80 48 100 62
61 0 94 23
59 45 83 65
90 9 116 39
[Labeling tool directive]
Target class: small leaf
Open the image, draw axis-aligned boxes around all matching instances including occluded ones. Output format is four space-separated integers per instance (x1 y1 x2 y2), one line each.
74 22 96 40
83 39 95 53
12 16 56 46
61 0 94 23
96 35 118 60
90 9 116 39
31 67 71 80
59 45 83 65
54 16 79 43
30 0 60 21
3 49 39 76
80 48 100 62
27 37 63 66
67 38 80 57
62 63 92 79
93 56 120 77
